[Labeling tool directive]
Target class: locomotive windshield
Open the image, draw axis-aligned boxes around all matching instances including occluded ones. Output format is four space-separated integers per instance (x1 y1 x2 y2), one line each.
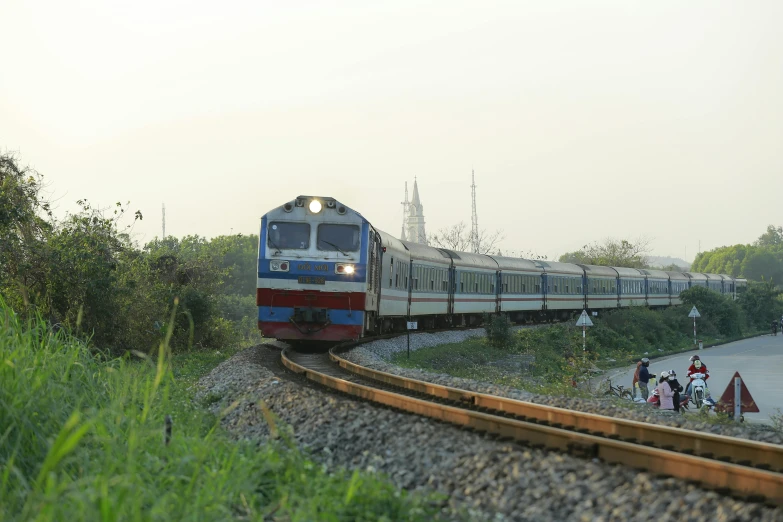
317 224 360 252
268 222 310 249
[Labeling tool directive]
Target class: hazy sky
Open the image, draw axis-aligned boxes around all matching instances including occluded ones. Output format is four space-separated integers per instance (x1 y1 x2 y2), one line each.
2 1 781 261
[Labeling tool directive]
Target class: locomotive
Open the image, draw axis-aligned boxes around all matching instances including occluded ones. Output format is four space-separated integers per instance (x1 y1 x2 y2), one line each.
257 196 746 342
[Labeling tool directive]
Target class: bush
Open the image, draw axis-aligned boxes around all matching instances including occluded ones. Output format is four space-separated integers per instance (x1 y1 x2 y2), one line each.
484 313 513 347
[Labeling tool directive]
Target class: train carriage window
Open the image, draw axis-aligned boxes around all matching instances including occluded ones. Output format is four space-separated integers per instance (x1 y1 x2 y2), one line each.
268 222 311 249
317 224 360 252
389 258 393 287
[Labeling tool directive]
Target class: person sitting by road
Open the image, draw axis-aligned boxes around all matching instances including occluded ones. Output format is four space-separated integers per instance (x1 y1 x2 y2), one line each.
657 371 675 411
632 361 642 399
685 355 710 398
638 358 651 400
647 387 660 407
667 369 685 412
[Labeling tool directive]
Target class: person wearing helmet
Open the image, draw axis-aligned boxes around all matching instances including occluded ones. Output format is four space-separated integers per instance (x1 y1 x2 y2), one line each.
685 355 710 398
667 369 685 412
657 371 675 410
638 358 651 400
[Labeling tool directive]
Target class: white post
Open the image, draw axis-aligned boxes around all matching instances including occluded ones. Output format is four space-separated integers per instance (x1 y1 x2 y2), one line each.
582 325 586 352
693 316 697 345
734 376 742 421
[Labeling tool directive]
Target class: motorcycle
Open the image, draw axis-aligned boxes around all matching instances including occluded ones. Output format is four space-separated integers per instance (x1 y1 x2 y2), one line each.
688 372 715 409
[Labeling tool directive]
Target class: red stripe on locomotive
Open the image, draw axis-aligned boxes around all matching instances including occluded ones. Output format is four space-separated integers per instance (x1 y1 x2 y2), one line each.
257 288 366 310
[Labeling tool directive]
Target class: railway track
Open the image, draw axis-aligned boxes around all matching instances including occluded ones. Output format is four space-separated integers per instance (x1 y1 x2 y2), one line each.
280 344 783 506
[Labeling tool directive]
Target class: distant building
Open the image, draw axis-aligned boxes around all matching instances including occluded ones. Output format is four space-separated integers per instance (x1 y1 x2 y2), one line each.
401 178 427 245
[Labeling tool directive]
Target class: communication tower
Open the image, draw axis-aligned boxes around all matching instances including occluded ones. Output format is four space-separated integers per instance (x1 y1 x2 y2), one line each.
470 170 479 253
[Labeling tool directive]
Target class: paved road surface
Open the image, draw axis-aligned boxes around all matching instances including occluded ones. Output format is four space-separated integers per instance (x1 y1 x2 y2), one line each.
610 334 783 422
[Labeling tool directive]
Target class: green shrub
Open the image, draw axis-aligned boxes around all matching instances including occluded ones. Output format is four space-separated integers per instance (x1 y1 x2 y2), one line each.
484 313 513 347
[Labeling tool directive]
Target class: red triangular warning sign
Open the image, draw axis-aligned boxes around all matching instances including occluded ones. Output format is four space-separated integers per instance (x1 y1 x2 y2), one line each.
715 371 760 414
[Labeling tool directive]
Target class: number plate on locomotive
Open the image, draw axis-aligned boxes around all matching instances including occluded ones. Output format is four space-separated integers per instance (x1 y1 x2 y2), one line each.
298 276 326 285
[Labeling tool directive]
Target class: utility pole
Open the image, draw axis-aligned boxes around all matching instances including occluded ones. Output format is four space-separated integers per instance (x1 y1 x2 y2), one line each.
470 170 479 253
162 203 166 239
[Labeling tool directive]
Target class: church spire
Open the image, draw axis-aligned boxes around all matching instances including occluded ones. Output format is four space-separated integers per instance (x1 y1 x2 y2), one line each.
411 176 422 207
405 177 427 245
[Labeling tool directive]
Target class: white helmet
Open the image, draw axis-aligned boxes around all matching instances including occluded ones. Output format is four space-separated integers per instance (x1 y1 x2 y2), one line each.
660 370 670 380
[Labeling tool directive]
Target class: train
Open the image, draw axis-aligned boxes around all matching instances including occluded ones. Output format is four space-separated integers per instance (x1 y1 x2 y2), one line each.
257 195 747 342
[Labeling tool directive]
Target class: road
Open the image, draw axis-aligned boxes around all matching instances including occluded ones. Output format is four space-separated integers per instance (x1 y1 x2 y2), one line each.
610 334 783 422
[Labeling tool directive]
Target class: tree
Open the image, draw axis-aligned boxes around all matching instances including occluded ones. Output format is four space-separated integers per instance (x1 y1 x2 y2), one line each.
0 153 53 311
559 237 651 268
755 225 783 249
741 250 783 285
429 221 504 255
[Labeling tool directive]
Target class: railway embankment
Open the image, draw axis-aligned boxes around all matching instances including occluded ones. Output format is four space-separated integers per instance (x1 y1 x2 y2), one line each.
343 327 783 445
197 343 782 521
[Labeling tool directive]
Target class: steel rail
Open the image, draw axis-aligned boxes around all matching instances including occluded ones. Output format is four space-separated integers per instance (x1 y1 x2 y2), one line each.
330 350 783 474
281 348 783 506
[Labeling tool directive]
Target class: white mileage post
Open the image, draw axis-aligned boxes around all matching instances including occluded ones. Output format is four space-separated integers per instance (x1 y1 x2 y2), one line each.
688 306 701 346
575 310 593 352
406 320 417 358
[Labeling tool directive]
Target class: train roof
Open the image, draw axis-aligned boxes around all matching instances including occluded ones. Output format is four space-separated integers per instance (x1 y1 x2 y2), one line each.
577 264 618 277
440 250 499 270
377 230 408 253
665 271 690 281
486 255 545 272
613 267 645 278
703 273 722 281
718 274 734 281
684 272 708 281
535 260 584 276
401 240 452 265
639 269 669 279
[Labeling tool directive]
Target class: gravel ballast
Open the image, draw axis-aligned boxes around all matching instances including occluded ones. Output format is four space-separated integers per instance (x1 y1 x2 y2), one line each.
344 329 783 445
196 344 781 522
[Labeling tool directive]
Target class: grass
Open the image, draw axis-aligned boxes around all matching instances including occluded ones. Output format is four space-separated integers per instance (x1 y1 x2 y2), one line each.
0 301 441 521
392 306 765 397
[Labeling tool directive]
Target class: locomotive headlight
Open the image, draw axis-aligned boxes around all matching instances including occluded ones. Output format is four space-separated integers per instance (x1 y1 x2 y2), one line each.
270 261 289 272
309 199 322 213
335 263 355 275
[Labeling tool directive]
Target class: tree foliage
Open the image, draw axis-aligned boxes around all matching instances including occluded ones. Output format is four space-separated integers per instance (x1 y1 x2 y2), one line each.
559 237 651 268
691 224 783 285
0 152 260 354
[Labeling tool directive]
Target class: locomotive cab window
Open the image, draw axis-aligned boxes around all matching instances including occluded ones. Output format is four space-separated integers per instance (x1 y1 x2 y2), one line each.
317 224 360 252
268 222 310 249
